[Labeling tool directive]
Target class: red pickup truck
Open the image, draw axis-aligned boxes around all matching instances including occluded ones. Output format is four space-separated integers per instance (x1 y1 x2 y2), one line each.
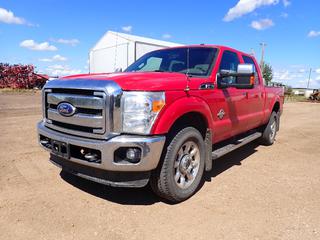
38 45 284 202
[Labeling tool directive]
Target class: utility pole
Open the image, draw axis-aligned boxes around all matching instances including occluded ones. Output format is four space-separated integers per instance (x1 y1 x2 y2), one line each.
307 68 312 89
260 42 267 73
250 48 255 57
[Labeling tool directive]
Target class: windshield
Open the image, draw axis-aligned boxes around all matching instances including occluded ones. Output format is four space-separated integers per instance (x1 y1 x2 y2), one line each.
125 47 217 77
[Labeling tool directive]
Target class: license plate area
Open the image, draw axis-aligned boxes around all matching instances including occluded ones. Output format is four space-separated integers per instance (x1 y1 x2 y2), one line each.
51 140 70 159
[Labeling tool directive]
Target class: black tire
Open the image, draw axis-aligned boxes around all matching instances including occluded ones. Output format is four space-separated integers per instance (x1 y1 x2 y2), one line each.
259 111 278 146
150 127 205 203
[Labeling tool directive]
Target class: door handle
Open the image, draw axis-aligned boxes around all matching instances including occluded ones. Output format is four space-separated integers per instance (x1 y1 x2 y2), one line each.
242 92 248 97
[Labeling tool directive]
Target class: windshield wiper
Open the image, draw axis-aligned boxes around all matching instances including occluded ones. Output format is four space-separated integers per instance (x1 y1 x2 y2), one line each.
149 70 194 77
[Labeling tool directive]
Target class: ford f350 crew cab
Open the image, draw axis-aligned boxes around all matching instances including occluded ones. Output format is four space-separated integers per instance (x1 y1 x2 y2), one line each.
38 45 284 202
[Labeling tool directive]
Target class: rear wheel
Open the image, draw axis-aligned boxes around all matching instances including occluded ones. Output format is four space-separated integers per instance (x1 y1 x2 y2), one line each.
150 127 205 203
259 111 278 146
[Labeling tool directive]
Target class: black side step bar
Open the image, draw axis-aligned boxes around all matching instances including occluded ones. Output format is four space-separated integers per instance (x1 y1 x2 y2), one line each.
212 132 262 160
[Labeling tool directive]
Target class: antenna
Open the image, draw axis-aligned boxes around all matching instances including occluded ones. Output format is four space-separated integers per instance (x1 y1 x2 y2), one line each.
184 48 190 92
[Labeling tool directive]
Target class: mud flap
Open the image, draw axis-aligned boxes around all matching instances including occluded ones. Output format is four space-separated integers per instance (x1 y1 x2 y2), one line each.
276 112 280 131
204 128 213 171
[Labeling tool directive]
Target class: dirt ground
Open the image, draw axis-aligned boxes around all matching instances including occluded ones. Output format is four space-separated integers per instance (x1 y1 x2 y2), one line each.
0 92 319 240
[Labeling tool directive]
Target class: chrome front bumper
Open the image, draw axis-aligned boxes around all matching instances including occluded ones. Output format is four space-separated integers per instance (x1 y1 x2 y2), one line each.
37 121 165 172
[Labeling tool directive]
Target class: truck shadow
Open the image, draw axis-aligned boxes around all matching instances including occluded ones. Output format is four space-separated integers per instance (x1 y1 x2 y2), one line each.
60 171 159 205
60 141 260 205
204 141 260 181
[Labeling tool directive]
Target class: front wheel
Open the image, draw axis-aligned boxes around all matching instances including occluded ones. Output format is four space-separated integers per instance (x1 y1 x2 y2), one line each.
150 127 205 203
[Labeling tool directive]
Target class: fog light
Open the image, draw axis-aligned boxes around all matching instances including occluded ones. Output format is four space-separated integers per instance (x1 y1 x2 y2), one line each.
126 148 141 163
39 135 52 149
84 153 99 163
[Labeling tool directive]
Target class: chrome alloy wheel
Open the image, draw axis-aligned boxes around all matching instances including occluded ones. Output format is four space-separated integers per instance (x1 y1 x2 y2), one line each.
174 141 200 189
269 119 276 141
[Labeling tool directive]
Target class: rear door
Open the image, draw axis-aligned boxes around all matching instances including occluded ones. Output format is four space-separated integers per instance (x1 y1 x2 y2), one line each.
241 55 265 130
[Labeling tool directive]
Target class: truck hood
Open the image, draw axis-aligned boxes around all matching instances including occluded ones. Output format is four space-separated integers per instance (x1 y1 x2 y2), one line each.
62 72 188 91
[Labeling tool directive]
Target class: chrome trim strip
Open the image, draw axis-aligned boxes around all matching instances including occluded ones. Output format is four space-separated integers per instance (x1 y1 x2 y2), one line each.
47 93 104 109
45 121 106 138
43 89 52 119
44 78 121 92
47 109 104 128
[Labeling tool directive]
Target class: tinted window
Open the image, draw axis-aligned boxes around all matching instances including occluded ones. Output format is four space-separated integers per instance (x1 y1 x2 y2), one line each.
125 47 217 77
138 57 162 71
219 51 240 84
220 51 240 71
242 55 259 85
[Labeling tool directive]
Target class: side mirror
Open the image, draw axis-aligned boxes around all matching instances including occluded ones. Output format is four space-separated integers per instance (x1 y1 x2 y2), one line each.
218 64 255 89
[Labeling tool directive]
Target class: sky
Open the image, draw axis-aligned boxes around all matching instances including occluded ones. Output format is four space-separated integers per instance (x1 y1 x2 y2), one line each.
0 0 319 88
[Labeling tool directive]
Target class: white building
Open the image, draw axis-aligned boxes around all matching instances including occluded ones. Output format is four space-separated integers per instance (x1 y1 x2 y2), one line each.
89 31 182 73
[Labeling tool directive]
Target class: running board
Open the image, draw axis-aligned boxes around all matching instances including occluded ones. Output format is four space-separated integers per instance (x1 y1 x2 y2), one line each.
212 132 262 160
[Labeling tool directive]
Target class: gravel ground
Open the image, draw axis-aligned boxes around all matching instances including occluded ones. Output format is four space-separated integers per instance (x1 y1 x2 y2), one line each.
0 92 319 240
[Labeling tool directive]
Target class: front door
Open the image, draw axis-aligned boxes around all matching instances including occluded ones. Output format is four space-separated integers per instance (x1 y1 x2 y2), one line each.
210 50 248 142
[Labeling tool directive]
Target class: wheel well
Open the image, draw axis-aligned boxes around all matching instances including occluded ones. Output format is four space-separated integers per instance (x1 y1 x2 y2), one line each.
272 101 280 113
167 112 208 140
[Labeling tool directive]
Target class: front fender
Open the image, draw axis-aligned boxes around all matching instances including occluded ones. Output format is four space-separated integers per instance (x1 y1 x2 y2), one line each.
151 96 214 135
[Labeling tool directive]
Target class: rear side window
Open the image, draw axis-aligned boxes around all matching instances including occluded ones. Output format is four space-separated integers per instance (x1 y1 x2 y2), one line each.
219 51 240 84
242 55 260 85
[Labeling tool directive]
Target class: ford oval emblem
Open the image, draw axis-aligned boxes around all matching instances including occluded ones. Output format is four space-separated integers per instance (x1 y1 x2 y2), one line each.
57 102 76 117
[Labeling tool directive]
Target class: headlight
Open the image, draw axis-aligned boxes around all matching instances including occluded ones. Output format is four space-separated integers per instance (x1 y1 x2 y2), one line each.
122 91 165 134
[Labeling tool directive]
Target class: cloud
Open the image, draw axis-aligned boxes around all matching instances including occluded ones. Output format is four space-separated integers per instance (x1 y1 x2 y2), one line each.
84 59 89 70
51 38 80 46
280 12 288 18
46 65 82 76
274 70 291 81
20 40 57 51
308 30 320 38
298 78 314 88
0 7 37 26
251 18 274 30
273 69 303 81
273 65 320 88
162 34 172 39
223 0 279 22
121 25 132 33
283 0 291 7
39 54 67 62
0 7 25 24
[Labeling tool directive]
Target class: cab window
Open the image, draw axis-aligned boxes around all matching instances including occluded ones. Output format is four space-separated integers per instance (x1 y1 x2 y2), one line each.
219 51 240 84
242 55 260 85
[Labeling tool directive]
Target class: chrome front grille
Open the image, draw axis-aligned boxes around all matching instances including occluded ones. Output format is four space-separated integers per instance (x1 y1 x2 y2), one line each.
45 89 107 137
42 79 123 139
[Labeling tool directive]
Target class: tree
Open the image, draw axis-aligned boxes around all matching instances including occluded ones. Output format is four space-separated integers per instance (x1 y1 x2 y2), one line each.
262 62 273 85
